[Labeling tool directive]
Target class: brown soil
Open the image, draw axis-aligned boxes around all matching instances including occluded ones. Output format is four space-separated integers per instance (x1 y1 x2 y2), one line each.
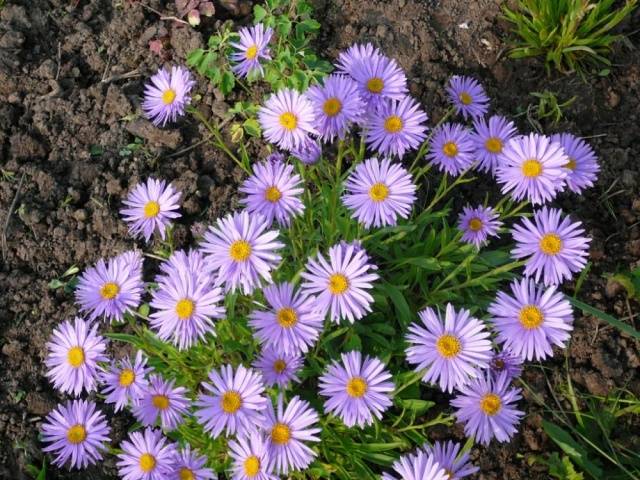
1 0 639 479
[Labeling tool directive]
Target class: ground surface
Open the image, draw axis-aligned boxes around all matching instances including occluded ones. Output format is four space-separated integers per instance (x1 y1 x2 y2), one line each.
1 0 639 479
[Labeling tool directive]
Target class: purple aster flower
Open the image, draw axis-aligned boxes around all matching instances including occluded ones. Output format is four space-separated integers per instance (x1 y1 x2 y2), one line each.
150 250 225 350
290 135 322 165
489 278 574 361
405 304 492 393
365 96 428 158
239 159 304 227
496 133 569 205
446 75 489 120
133 374 190 431
550 132 600 193
120 177 182 242
229 432 278 480
489 348 524 381
194 364 267 438
100 350 152 412
45 317 108 396
41 399 110 469
200 210 283 294
319 351 394 428
248 282 324 354
457 205 503 248
511 207 590 285
253 346 303 388
265 394 321 474
75 253 144 323
230 23 274 78
423 441 479 479
348 51 408 109
300 242 379 323
471 115 518 174
451 372 524 445
427 123 475 176
343 157 417 228
142 65 195 127
307 74 365 141
381 450 448 480
258 89 317 151
171 445 217 480
265 151 286 163
117 428 177 480
335 43 382 76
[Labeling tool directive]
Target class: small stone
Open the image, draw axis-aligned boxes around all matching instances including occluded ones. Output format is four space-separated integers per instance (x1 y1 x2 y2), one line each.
622 170 637 188
73 209 87 222
606 88 620 108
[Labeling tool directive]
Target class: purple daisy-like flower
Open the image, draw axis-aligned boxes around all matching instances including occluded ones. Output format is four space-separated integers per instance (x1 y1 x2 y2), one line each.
200 210 283 294
117 428 177 480
171 445 217 480
45 317 108 397
381 450 448 480
319 351 394 428
423 441 479 479
133 374 190 431
265 151 286 163
489 278 574 361
343 157 417 228
471 115 518 175
258 89 317 151
142 66 195 127
366 96 428 158
253 346 303 388
427 123 475 176
230 23 274 79
194 364 267 438
335 43 381 76
265 394 321 474
511 207 590 285
489 348 524 381
307 74 365 141
300 242 379 323
229 432 278 480
100 350 152 412
290 135 322 165
457 205 503 248
348 51 408 109
248 282 324 355
405 304 493 393
41 399 110 470
446 75 489 120
451 372 524 445
239 159 305 227
120 177 182 243
150 250 225 350
550 132 600 193
496 133 569 205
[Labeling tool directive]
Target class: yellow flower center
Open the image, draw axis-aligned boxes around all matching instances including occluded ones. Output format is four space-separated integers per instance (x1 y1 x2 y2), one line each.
346 377 368 398
384 115 403 133
245 45 258 60
271 422 291 445
436 334 461 358
519 305 544 329
179 468 195 480
175 298 195 320
265 186 282 203
276 307 298 328
443 141 458 157
468 218 483 231
479 393 502 416
66 424 87 444
67 346 85 368
273 359 287 373
323 97 343 117
152 394 170 410
485 137 503 153
244 456 261 477
221 391 242 414
522 159 542 178
119 368 135 387
139 453 156 473
366 77 384 94
459 92 472 105
162 89 176 105
144 200 161 218
279 112 298 131
328 273 349 295
539 233 562 255
229 240 252 262
565 157 577 170
368 182 389 202
100 282 120 300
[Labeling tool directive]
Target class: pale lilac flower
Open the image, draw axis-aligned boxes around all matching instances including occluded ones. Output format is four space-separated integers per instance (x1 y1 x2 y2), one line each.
142 66 195 126
253 347 303 388
230 23 274 78
427 123 475 176
100 351 152 412
229 432 277 480
258 89 317 151
133 374 190 431
446 75 489 119
550 132 600 193
471 115 518 174
381 450 448 480
117 428 177 480
457 205 503 248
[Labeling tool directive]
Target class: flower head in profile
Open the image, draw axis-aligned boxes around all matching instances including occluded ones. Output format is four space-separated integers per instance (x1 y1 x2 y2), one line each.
550 132 600 193
253 346 304 388
471 115 518 174
347 51 408 109
100 351 152 412
133 374 189 431
446 75 489 119
457 205 503 248
142 66 195 127
170 445 217 480
405 304 492 393
41 400 110 470
427 123 475 176
489 348 524 382
120 178 182 242
381 449 448 480
258 89 317 151
423 441 479 479
290 135 322 165
117 428 177 480
230 23 274 78
229 432 278 480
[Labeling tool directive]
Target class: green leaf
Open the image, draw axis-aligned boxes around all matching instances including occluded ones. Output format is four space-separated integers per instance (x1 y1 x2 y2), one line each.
396 398 435 416
542 420 603 478
220 71 235 95
186 48 205 67
253 5 267 23
243 118 261 137
568 296 640 339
